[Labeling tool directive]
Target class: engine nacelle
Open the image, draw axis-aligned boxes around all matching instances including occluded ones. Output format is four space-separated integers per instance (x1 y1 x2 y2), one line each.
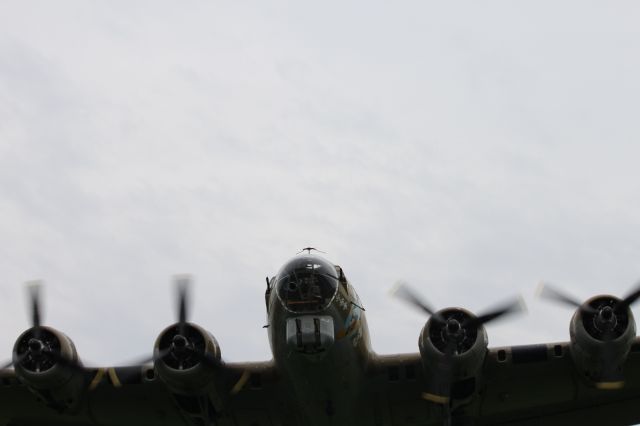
153 322 221 395
569 295 636 386
419 308 489 399
12 326 84 410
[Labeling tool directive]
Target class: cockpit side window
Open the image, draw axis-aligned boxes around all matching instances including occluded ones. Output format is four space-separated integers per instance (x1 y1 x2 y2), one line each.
335 265 348 293
265 276 274 313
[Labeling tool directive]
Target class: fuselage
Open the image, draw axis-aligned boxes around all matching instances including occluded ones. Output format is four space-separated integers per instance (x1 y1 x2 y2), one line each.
266 254 373 424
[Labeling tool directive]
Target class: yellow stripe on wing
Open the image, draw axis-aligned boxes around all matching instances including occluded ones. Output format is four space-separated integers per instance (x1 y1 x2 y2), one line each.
89 368 105 390
230 370 251 395
421 392 450 404
107 368 122 388
596 381 624 390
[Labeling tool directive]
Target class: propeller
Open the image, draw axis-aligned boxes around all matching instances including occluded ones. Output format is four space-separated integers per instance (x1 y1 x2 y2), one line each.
537 280 640 315
537 280 640 321
392 281 525 337
1 282 82 373
537 281 640 388
123 276 218 370
391 281 525 409
163 275 219 370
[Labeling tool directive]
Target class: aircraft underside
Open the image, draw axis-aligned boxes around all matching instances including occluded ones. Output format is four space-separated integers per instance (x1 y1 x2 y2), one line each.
3 254 640 425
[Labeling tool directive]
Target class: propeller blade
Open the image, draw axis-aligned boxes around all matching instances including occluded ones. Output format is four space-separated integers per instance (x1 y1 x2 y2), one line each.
2 352 31 370
190 348 219 369
119 347 172 368
175 275 191 335
422 337 455 412
155 347 172 363
391 281 444 323
464 296 527 329
102 348 172 391
616 281 640 313
136 354 156 365
536 282 590 310
437 337 456 395
43 349 84 374
595 330 624 390
27 281 43 338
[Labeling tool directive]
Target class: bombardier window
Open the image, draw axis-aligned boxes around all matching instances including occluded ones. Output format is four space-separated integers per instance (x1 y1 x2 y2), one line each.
276 256 339 313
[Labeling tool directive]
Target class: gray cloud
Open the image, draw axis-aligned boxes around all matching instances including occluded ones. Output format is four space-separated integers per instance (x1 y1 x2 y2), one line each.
1 2 640 364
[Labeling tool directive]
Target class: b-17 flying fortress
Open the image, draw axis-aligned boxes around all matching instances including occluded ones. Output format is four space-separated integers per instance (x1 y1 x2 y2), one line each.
2 252 640 425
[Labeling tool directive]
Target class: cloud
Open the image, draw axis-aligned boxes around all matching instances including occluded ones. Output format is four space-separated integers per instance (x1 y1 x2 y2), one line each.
1 2 640 364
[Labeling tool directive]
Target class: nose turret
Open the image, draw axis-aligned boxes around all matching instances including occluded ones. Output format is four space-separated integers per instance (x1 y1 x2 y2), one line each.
275 255 339 314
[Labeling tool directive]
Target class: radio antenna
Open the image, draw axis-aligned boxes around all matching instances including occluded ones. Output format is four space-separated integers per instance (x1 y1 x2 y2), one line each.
297 247 326 255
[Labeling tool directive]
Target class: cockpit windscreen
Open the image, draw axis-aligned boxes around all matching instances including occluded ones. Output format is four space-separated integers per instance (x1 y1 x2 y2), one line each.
276 256 339 313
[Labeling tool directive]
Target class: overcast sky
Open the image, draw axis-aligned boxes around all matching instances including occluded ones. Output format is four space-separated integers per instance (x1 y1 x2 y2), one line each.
1 1 640 365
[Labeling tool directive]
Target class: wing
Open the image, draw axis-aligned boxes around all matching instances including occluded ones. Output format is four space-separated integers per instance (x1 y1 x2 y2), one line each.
0 360 293 426
362 339 640 426
476 340 640 425
5 346 640 426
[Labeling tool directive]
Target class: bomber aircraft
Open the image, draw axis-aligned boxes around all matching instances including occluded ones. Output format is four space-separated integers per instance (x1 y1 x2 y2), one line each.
2 252 640 425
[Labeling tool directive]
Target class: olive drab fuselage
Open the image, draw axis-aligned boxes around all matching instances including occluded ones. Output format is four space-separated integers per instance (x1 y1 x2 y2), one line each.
266 254 373 425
